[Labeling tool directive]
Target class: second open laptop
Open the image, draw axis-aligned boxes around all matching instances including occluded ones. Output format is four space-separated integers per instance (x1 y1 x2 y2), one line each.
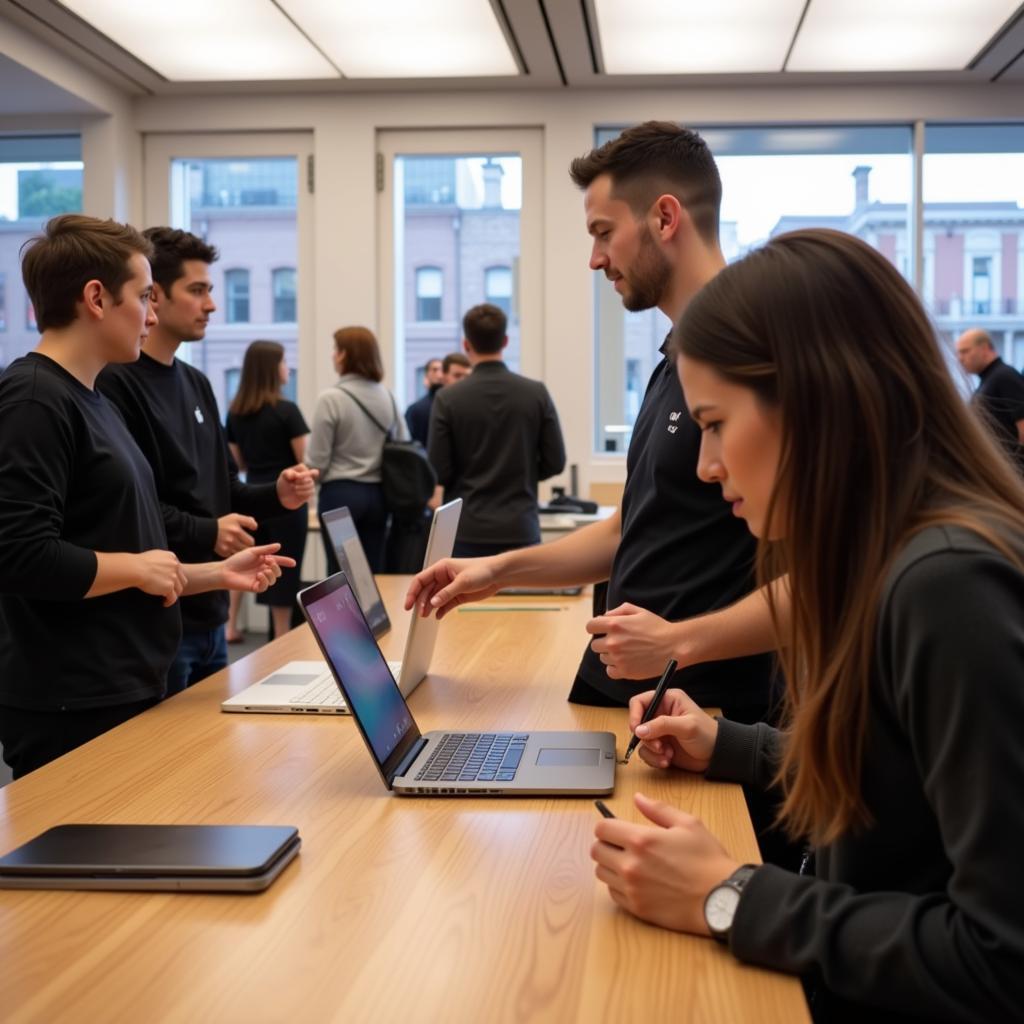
221 499 462 715
298 570 616 796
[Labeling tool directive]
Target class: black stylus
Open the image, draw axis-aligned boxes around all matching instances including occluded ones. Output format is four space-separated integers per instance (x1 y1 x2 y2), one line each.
621 658 678 764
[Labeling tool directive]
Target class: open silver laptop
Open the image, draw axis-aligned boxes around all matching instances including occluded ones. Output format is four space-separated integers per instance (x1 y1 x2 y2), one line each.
298 570 616 796
221 500 462 715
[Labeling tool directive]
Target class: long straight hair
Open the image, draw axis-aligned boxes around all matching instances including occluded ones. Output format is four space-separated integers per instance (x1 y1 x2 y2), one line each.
673 229 1024 844
229 340 285 417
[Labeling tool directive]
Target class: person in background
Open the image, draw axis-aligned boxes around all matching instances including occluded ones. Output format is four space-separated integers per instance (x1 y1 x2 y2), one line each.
428 303 565 558
591 230 1024 1023
306 326 407 573
441 350 471 386
404 357 444 447
954 326 1024 471
226 340 309 642
0 215 293 778
98 228 316 694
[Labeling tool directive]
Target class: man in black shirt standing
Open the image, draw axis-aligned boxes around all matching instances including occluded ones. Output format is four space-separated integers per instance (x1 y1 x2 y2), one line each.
408 122 774 723
98 229 316 693
428 304 566 558
955 327 1024 471
404 357 444 447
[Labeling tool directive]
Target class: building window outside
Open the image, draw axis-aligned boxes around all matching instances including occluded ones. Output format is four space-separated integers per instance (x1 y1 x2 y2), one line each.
416 266 443 322
225 269 251 324
272 267 297 322
0 135 83 367
484 266 512 316
972 256 992 315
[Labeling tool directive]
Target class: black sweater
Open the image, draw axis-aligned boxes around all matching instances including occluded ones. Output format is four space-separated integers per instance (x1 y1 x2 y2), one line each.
707 525 1024 1022
0 354 180 710
98 353 285 632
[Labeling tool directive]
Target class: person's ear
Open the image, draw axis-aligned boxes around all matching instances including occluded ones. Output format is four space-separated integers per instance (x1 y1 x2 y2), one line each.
462 338 472 355
651 193 685 242
501 335 509 351
81 280 105 320
150 282 168 311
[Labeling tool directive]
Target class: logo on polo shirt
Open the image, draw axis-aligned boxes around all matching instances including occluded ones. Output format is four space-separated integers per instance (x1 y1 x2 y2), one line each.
194 406 204 424
667 410 683 434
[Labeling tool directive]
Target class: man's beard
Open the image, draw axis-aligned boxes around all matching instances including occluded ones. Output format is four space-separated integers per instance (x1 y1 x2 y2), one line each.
620 224 672 313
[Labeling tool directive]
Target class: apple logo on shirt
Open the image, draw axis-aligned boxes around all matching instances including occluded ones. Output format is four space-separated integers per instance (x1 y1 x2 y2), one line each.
194 406 204 424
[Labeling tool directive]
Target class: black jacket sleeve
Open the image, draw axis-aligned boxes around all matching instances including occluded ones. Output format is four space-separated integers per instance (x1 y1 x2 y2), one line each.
427 394 455 488
0 401 97 599
728 548 1024 1022
536 386 566 481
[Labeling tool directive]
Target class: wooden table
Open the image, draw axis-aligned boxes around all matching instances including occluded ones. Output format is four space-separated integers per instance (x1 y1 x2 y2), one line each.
0 579 809 1023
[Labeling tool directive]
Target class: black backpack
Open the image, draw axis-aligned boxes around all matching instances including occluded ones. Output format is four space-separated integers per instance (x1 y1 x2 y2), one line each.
339 386 437 522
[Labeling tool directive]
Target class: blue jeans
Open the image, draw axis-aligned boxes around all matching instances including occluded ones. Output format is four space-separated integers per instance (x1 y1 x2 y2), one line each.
166 626 228 696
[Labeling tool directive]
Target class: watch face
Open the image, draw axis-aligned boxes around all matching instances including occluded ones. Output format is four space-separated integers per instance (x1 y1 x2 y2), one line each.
705 884 742 932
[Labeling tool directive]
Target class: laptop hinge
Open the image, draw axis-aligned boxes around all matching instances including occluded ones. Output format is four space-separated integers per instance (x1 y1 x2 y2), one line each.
393 738 428 781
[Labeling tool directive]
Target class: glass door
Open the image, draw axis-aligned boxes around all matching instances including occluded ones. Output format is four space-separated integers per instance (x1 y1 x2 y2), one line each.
377 129 543 406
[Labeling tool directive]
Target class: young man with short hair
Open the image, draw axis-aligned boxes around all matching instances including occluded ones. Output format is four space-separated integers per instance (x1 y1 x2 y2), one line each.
0 215 292 777
428 303 565 558
410 122 774 722
441 350 471 385
98 228 315 693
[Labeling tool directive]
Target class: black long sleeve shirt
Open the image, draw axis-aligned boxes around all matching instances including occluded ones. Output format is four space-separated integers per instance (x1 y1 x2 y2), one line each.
707 525 1024 1023
98 353 285 632
0 354 180 710
427 362 566 546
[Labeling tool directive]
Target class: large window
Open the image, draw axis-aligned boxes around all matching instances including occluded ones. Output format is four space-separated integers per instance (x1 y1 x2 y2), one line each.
272 267 296 322
166 154 300 414
415 266 443 322
593 124 913 452
0 135 83 366
923 125 1024 365
484 265 512 316
224 268 251 324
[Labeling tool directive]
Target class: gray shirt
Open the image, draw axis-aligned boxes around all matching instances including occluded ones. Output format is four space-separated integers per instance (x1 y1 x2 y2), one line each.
306 375 408 484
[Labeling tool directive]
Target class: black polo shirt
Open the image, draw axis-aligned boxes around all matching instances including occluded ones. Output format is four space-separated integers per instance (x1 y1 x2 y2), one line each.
975 357 1024 471
575 342 774 713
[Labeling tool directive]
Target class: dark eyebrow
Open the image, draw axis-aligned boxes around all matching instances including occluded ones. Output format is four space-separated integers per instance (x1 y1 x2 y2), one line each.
689 404 717 423
587 217 612 237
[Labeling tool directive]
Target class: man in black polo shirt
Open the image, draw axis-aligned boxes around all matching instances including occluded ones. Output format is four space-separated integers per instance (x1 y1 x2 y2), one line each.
428 304 566 558
956 327 1024 471
98 228 316 693
407 122 774 725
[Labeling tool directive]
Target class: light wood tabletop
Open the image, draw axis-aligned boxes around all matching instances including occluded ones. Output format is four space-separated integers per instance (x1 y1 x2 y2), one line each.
0 578 809 1024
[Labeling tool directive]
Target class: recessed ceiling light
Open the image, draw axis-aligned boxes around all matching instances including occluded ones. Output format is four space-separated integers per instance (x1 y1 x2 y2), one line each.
277 0 519 78
59 0 338 81
788 0 1021 71
593 0 806 74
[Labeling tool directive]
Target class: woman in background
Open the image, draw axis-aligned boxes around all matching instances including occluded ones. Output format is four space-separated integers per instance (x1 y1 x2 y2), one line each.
591 229 1024 1022
306 326 407 573
227 340 309 641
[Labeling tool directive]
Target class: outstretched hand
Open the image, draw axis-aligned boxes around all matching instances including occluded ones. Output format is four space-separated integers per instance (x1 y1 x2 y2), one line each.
222 543 296 593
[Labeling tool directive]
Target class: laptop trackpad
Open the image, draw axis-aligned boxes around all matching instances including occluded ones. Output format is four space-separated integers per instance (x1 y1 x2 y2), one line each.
535 748 599 767
260 673 321 687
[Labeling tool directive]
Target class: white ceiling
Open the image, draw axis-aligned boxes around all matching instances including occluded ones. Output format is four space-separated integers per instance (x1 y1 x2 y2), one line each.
1 0 1023 97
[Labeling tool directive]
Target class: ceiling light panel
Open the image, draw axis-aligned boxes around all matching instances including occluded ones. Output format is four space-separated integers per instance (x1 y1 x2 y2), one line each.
276 0 518 78
788 0 1021 71
58 0 338 80
593 0 806 74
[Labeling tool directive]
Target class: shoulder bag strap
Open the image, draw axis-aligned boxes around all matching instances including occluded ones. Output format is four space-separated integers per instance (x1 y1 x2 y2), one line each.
337 384 391 437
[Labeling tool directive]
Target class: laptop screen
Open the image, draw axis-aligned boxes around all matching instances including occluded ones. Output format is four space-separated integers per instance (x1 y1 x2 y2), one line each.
320 508 389 638
303 577 415 766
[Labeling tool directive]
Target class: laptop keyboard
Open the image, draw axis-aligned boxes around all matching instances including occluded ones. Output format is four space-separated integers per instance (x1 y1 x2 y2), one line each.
290 660 403 707
415 733 529 783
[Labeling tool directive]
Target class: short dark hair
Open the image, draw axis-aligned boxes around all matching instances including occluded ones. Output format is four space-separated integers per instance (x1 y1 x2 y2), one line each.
143 226 218 296
569 121 722 244
442 351 470 373
462 303 507 355
333 325 384 382
21 214 153 332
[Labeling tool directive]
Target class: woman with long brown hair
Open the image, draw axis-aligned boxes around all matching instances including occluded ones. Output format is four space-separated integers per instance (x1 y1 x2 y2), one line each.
306 326 407 573
591 229 1024 1021
227 340 309 640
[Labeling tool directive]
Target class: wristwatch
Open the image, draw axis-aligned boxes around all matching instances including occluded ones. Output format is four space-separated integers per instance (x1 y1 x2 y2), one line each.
704 864 757 942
